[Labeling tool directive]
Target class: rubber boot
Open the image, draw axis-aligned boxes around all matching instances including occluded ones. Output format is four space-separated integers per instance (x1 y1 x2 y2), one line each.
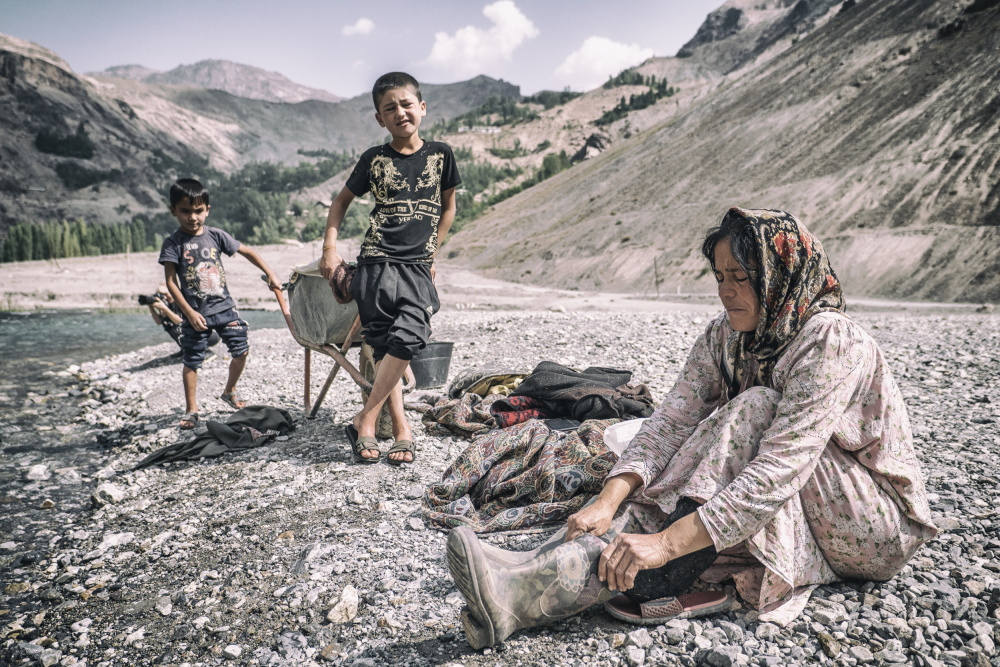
447 525 612 649
477 526 567 567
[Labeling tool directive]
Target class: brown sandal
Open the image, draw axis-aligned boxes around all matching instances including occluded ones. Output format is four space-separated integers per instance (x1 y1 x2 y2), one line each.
346 425 381 464
386 439 415 466
604 590 731 625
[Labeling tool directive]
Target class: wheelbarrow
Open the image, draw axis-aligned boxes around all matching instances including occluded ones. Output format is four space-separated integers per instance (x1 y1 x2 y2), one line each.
265 260 412 423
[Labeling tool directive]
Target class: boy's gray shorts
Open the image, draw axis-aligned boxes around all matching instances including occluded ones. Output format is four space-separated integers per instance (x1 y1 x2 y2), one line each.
350 262 439 362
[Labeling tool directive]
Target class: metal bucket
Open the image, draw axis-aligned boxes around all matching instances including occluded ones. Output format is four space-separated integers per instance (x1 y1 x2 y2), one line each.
410 342 454 389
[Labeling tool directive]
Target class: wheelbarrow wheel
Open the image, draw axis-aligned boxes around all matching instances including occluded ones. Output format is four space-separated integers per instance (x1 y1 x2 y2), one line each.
359 343 394 440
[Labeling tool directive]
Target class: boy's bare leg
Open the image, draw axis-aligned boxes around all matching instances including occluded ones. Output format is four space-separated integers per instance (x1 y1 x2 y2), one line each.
384 371 412 463
223 353 248 408
353 354 411 459
182 366 199 427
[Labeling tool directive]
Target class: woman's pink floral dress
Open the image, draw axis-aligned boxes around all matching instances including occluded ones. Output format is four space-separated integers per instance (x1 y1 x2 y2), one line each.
610 311 937 623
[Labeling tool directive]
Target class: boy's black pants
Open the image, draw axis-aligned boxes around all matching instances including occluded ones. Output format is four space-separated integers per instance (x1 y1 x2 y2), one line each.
350 262 439 362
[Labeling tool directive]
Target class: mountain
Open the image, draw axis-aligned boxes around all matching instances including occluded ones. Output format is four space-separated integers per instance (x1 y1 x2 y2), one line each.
677 0 844 73
0 30 520 226
93 74 520 168
95 59 343 104
443 0 1000 303
0 33 200 226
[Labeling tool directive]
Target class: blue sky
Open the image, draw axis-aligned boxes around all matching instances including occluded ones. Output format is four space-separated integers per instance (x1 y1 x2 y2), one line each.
0 0 724 97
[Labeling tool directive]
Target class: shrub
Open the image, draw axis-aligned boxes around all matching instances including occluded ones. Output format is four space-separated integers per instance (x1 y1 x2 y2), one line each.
35 122 95 159
523 90 582 109
55 163 121 190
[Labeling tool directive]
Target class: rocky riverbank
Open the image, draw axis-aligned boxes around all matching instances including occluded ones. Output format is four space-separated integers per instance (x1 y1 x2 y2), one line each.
2 309 999 667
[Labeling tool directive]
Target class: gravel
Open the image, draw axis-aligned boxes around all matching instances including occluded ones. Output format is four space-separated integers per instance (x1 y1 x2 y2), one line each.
1 308 999 667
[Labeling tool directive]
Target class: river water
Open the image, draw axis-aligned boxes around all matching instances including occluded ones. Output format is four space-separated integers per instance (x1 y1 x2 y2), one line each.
0 309 287 397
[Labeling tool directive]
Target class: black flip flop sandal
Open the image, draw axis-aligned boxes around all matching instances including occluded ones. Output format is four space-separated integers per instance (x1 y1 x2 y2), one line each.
345 424 381 464
386 439 415 466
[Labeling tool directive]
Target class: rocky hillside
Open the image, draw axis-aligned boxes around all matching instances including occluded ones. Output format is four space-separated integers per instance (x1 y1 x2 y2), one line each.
96 59 343 104
0 34 200 227
444 0 1000 304
677 0 844 73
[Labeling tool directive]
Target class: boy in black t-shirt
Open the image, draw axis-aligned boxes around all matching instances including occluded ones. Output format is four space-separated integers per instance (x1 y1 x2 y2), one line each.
319 72 461 465
159 179 282 429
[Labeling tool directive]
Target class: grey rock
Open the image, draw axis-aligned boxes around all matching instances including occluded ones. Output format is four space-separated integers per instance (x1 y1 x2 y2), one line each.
95 465 117 479
407 517 425 531
874 649 909 663
880 593 907 616
404 485 424 499
703 645 741 667
223 645 243 659
627 628 653 649
755 623 780 641
717 620 744 644
665 626 687 644
849 645 875 662
626 645 645 666
91 482 125 507
25 464 51 481
155 596 172 616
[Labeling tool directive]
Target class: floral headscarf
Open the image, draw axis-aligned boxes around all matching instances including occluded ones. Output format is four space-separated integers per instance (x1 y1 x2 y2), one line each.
719 208 846 400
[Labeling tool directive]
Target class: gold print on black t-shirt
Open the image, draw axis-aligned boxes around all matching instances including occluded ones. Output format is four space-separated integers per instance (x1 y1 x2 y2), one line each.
416 153 444 202
370 156 409 203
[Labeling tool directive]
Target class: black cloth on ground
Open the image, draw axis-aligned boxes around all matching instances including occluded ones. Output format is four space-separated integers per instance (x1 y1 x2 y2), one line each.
134 405 294 469
510 361 656 422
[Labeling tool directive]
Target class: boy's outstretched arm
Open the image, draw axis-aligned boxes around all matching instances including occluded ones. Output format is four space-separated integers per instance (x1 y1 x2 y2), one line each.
164 263 207 331
431 186 457 282
237 245 281 290
319 186 356 281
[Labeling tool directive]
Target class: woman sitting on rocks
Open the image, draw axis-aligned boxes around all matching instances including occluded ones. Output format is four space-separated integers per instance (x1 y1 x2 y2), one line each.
446 207 937 649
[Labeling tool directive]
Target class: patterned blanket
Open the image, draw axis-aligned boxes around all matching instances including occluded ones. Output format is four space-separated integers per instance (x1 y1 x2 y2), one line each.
422 419 619 533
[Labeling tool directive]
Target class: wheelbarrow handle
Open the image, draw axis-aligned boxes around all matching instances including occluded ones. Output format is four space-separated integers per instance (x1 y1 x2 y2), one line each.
262 274 296 337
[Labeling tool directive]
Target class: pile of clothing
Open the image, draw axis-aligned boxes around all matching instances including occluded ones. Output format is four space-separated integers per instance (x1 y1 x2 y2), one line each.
419 362 656 532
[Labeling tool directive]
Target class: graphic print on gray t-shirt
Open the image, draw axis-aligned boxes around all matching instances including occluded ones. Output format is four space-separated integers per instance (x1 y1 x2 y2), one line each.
158 227 241 317
346 141 461 265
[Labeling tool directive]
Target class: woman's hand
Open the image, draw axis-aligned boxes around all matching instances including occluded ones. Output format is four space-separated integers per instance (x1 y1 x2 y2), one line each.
564 501 616 541
564 473 643 542
319 248 343 281
599 532 671 592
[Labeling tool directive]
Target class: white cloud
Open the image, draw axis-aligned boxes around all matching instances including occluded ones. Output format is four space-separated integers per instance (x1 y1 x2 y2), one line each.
553 36 655 91
423 1 538 78
342 18 375 36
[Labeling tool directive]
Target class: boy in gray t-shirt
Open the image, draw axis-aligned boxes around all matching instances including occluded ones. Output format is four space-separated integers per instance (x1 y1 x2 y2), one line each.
159 178 281 429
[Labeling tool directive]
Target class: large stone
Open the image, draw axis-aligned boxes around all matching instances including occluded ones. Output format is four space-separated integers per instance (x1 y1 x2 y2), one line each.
716 620 745 644
665 627 687 644
326 585 359 623
91 482 125 507
880 594 907 616
849 645 875 663
25 464 51 481
755 623 780 642
627 628 653 649
626 646 645 666
703 645 741 667
817 632 841 657
223 645 243 659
